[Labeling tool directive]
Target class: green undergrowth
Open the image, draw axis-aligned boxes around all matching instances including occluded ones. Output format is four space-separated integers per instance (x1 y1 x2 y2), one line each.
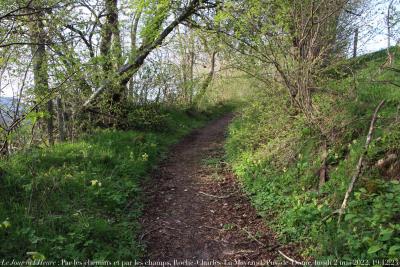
0 103 234 261
226 49 400 261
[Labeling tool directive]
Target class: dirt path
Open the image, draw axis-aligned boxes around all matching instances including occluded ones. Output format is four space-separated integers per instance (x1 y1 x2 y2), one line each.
140 114 292 266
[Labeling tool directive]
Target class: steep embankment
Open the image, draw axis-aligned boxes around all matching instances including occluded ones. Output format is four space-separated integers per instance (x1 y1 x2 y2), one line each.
225 48 400 260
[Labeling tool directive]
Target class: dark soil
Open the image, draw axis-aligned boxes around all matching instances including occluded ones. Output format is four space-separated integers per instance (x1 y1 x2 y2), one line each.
140 114 298 266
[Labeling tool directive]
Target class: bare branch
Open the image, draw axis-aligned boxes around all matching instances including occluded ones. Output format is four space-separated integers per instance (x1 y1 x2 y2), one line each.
338 100 386 223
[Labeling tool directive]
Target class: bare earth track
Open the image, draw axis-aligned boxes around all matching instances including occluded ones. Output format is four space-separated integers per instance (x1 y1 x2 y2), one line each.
140 114 295 266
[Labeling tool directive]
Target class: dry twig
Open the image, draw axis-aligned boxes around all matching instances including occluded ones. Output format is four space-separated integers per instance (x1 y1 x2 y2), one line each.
198 191 233 199
278 250 303 265
338 100 386 223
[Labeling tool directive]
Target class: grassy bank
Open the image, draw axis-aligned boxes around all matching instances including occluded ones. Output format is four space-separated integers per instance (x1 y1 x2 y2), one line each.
0 104 234 261
225 49 400 260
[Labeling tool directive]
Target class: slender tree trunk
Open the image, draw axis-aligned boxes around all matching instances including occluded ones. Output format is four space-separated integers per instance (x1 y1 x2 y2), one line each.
131 9 142 55
100 7 112 74
318 140 329 191
195 51 217 103
127 9 142 101
353 28 358 58
30 9 54 145
189 49 195 104
385 0 395 67
155 87 162 103
57 97 66 142
47 100 54 145
387 0 394 49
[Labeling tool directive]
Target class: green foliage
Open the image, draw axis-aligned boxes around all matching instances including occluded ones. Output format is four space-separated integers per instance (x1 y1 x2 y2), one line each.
140 0 171 43
226 49 400 260
336 181 400 259
126 104 169 131
0 106 230 260
1 131 147 260
194 72 253 110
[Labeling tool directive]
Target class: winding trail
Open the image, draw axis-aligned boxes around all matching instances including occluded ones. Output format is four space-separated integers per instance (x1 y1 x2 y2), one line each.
140 114 292 266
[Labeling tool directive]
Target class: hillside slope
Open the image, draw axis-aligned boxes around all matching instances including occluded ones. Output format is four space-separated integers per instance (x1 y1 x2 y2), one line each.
226 48 400 260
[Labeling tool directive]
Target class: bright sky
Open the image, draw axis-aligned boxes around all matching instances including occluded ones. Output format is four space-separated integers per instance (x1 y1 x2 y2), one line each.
364 36 387 52
357 0 391 54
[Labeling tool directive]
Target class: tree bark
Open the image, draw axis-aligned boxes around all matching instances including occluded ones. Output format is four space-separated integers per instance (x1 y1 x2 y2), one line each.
196 50 217 102
56 97 66 142
318 140 328 190
30 8 54 145
353 28 358 58
131 8 142 55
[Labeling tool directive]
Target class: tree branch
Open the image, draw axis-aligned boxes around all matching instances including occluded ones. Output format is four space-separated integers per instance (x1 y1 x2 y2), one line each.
81 0 201 109
338 100 386 223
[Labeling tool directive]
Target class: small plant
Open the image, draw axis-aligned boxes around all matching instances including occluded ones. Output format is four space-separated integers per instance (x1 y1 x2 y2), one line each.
223 223 235 230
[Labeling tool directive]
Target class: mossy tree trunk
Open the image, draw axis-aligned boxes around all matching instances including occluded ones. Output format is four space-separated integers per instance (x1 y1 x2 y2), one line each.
30 8 54 145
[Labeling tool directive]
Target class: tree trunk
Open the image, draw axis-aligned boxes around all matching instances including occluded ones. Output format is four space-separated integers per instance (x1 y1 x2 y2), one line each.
188 48 195 104
56 97 66 142
194 50 217 104
353 28 358 58
100 0 115 73
318 140 329 191
30 9 54 145
131 8 142 55
99 0 126 112
46 100 54 145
